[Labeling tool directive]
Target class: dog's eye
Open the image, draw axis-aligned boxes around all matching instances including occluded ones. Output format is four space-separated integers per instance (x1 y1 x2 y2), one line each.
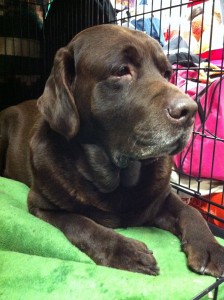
116 66 130 77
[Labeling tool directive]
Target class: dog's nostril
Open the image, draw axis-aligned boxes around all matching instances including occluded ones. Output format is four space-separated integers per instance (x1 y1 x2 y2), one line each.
180 108 189 118
167 99 197 124
168 106 188 120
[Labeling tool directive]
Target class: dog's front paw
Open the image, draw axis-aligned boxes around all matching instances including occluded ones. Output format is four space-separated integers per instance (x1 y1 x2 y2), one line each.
102 236 159 275
186 242 224 277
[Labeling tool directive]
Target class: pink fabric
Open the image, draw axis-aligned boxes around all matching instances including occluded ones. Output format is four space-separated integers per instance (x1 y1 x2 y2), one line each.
200 48 223 60
171 67 224 180
187 0 209 7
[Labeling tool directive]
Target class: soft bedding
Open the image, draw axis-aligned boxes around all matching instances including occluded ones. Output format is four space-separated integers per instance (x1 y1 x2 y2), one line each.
0 177 224 300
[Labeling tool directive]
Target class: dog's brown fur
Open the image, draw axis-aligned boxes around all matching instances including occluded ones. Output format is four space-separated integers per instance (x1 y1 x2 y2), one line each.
1 25 224 276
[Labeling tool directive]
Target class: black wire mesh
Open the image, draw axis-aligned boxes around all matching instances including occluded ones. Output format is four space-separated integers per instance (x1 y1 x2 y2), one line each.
42 0 116 77
1 0 224 297
0 0 44 110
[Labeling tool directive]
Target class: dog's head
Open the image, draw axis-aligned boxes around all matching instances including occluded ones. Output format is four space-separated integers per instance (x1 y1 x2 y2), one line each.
38 24 197 168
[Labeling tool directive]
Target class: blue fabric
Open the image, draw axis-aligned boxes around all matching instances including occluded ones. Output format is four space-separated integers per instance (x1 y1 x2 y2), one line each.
131 17 165 46
139 0 148 4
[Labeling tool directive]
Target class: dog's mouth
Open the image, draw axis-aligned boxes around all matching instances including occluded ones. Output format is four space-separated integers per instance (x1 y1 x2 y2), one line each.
112 134 189 168
113 155 159 168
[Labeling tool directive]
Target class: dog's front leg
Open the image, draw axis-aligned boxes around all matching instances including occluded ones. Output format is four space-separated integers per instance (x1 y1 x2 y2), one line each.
30 204 159 275
154 191 224 277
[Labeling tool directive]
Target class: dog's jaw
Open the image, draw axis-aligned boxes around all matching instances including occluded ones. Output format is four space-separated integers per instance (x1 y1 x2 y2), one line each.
77 143 152 191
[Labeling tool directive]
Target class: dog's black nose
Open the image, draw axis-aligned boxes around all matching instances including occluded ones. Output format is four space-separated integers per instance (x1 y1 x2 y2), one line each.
167 98 197 127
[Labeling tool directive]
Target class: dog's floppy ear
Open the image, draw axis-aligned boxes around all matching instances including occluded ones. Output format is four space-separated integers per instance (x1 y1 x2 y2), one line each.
38 46 79 139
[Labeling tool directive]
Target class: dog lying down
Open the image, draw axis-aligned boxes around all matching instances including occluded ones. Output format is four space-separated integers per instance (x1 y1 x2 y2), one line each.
0 24 224 277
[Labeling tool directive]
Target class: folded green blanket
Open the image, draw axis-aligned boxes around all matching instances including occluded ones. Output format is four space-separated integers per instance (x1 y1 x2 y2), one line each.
0 177 224 300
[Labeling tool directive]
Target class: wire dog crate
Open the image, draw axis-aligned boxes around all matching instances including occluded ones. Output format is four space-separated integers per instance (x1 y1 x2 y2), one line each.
1 0 224 298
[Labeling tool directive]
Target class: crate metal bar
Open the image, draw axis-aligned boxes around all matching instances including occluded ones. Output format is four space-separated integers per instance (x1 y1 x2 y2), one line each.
192 277 224 300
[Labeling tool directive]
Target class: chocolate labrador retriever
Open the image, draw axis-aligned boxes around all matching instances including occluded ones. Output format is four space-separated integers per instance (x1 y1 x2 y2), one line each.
0 24 224 277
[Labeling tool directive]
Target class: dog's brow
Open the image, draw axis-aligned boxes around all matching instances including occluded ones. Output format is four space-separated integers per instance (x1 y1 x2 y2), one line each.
121 45 143 67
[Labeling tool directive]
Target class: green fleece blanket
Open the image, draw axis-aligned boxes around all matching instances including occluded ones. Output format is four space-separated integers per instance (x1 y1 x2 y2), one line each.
0 177 224 300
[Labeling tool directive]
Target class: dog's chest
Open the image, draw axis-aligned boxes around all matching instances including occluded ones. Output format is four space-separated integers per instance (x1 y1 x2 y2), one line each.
120 160 142 188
